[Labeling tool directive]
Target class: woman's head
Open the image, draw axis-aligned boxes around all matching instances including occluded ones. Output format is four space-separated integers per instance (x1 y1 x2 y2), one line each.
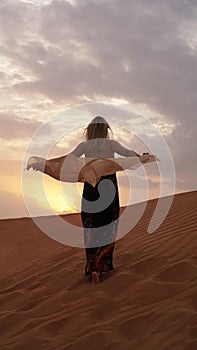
84 116 112 141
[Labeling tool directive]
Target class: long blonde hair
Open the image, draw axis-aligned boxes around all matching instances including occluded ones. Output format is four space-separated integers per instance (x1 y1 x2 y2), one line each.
84 116 112 141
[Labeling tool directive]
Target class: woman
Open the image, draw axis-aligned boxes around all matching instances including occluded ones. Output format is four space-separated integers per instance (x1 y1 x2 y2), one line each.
70 116 140 284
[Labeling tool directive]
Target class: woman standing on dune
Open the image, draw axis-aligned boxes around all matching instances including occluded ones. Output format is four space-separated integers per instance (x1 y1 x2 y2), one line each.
26 116 157 284
69 116 141 284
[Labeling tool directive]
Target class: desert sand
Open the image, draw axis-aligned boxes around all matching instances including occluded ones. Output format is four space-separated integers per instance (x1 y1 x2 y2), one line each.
0 190 196 350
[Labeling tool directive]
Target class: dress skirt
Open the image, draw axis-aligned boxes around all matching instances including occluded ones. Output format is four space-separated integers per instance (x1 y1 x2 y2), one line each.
81 173 120 277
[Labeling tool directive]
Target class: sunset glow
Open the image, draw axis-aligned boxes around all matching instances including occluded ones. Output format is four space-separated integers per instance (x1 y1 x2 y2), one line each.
0 0 196 218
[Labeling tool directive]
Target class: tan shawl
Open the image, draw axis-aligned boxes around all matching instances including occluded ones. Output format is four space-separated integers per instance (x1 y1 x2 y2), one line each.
26 153 158 187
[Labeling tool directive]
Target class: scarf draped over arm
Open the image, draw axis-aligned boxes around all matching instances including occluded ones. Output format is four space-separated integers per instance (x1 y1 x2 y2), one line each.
26 153 159 187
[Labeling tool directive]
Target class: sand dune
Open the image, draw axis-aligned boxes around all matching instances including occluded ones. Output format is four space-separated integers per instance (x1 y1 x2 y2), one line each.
0 191 196 350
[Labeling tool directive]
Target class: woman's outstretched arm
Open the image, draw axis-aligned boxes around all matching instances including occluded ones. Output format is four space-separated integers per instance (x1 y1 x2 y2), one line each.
69 142 85 157
111 140 140 157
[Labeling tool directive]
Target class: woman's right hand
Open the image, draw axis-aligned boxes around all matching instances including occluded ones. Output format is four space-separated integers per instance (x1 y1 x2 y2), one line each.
140 153 158 163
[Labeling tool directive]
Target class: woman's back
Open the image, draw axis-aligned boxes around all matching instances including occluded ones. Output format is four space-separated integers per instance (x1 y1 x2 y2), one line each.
84 139 114 158
71 138 138 159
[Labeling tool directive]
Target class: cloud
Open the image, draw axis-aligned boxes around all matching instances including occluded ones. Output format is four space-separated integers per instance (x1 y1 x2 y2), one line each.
0 113 44 140
3 0 195 129
0 0 196 218
118 173 160 190
0 189 54 219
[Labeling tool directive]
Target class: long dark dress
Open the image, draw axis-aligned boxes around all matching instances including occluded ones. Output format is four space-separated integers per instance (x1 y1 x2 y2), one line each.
81 172 120 277
69 139 138 277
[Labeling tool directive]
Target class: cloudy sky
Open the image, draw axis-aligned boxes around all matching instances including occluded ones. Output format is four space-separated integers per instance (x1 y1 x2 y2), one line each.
0 0 196 219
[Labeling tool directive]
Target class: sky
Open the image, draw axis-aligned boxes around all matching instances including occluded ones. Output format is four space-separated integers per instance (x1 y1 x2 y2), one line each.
0 0 196 219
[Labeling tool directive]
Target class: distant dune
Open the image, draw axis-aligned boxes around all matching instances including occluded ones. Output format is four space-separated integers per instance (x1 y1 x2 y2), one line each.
0 191 196 350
